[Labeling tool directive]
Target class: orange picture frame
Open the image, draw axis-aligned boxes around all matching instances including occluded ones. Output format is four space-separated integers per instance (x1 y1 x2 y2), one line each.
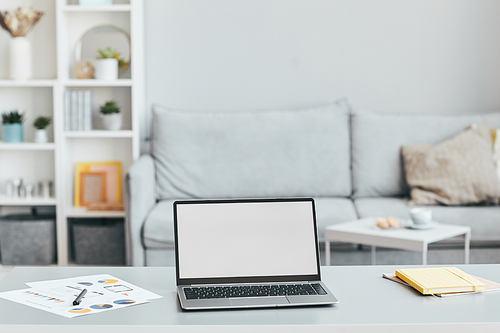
79 171 106 206
74 161 122 207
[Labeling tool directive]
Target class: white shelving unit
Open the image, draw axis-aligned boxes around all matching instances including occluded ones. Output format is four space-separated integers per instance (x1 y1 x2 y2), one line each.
62 4 131 12
0 0 143 266
0 196 58 206
0 80 56 87
64 79 133 87
0 143 56 150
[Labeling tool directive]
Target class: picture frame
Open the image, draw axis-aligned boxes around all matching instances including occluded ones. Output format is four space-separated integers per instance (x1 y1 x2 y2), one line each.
74 161 122 207
79 171 106 206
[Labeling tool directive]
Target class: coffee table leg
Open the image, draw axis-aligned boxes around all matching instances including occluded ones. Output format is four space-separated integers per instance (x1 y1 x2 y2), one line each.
422 246 428 265
464 231 471 264
325 239 331 266
371 246 376 265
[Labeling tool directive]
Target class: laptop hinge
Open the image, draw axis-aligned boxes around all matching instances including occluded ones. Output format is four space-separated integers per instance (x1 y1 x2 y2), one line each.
189 281 312 287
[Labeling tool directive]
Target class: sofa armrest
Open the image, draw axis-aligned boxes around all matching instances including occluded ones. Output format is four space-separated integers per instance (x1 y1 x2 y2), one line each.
125 154 157 266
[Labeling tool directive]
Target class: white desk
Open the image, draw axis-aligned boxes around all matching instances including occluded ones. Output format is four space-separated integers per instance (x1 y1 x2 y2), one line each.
1 265 500 333
324 218 471 265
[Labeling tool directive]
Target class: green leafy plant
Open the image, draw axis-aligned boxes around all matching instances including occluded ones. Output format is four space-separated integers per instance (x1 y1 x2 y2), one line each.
33 116 52 129
96 47 126 70
2 110 25 124
99 101 120 115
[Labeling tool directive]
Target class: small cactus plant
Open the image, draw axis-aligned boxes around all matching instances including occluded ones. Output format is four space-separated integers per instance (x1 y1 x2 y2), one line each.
33 116 52 129
99 101 120 115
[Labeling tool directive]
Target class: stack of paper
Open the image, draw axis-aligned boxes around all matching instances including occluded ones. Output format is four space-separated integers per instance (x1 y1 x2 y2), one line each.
0 274 162 318
64 90 93 131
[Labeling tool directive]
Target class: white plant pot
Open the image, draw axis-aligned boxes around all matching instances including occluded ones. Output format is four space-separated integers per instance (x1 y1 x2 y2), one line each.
9 37 32 80
33 129 48 143
94 58 118 80
100 113 122 130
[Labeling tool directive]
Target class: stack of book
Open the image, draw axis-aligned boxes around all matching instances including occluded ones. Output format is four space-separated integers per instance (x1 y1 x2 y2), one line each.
383 267 500 297
64 90 93 131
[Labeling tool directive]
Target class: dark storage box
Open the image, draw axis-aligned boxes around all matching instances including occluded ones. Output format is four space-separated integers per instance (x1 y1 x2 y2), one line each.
71 218 125 265
0 214 56 265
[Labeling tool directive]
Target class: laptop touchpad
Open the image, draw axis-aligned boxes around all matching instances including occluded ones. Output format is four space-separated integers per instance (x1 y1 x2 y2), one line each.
230 297 289 306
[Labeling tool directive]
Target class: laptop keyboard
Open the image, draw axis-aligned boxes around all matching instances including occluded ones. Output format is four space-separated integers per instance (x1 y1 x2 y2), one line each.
183 283 327 299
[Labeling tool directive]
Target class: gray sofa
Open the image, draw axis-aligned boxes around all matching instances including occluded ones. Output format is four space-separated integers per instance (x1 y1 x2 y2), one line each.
125 99 500 266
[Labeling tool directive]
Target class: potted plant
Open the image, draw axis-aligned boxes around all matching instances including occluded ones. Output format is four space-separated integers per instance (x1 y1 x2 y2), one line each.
99 100 122 130
94 47 125 80
32 116 51 143
2 110 25 142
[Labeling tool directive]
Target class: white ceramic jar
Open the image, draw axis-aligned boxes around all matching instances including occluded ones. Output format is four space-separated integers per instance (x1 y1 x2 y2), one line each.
94 58 118 80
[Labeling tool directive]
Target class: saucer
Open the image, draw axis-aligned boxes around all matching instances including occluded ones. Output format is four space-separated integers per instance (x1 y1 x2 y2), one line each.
406 220 439 230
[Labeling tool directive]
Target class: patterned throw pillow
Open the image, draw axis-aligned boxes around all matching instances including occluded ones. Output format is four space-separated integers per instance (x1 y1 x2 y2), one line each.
402 124 500 205
471 124 500 185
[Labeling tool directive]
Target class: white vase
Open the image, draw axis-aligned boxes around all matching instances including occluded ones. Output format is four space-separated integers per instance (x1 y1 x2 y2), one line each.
33 129 48 143
100 113 122 130
9 37 32 80
94 58 118 80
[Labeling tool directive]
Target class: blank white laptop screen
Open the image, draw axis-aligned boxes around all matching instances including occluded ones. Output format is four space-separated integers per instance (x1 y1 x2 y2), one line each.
176 200 319 280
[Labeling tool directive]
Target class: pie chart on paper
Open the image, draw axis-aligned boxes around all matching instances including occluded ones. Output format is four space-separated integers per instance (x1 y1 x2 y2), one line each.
69 308 91 314
98 279 119 284
113 299 136 305
90 304 113 310
78 282 93 286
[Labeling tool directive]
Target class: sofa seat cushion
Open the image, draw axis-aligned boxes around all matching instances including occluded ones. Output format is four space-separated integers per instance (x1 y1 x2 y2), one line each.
354 197 500 241
142 197 358 249
314 197 358 240
152 99 352 200
351 109 500 198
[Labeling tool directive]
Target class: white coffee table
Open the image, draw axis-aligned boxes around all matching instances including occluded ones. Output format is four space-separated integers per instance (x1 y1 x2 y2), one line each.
324 218 471 265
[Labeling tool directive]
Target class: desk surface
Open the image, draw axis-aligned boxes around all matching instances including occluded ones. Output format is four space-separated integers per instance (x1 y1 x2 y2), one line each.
1 265 500 333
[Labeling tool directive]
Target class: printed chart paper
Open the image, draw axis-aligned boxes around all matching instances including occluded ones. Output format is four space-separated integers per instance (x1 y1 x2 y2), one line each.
0 274 162 318
0 288 148 318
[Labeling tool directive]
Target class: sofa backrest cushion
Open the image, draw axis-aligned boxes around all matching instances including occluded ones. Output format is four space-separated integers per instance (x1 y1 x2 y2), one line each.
351 109 500 197
152 99 351 199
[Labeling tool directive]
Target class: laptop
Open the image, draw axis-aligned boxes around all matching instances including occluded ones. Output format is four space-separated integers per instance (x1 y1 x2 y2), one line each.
174 198 339 310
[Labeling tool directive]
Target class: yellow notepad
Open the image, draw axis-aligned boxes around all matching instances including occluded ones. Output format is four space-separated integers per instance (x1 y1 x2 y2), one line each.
395 267 486 295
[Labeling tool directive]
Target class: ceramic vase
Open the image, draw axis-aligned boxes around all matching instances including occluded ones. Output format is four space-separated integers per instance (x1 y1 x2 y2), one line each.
100 113 122 130
9 37 32 80
2 123 24 142
94 58 118 80
33 129 48 143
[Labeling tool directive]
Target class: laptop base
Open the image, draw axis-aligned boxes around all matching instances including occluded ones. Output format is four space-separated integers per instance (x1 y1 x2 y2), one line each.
177 281 338 310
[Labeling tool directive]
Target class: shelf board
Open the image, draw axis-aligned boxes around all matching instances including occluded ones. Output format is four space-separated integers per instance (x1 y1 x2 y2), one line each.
64 79 132 87
63 5 131 12
0 196 57 206
0 80 56 88
66 206 125 218
0 142 55 151
64 130 133 138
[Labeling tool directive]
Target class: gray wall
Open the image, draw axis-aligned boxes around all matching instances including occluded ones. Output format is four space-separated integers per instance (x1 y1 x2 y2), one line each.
143 0 500 151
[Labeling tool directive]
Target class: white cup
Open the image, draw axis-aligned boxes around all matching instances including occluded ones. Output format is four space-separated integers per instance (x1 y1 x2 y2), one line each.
410 208 432 225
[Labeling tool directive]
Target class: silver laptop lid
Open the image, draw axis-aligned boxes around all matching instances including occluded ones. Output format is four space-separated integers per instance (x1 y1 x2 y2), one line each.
174 198 321 286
